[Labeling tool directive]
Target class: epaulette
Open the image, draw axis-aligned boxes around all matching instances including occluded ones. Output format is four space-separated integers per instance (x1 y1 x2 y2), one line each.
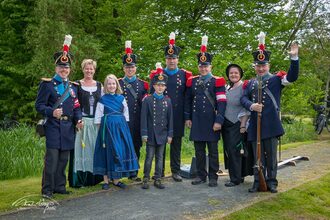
70 81 79 86
242 80 249 90
41 78 52 82
214 77 226 87
276 70 287 79
141 80 149 90
186 75 198 87
181 69 193 79
142 94 151 101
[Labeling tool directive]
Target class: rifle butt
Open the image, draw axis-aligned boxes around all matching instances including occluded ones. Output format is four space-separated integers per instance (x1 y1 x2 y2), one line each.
258 170 268 192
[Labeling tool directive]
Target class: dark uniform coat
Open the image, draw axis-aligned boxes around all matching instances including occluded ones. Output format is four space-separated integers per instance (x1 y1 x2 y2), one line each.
119 78 149 147
184 75 227 141
150 69 192 137
35 78 82 150
240 60 299 142
140 95 173 145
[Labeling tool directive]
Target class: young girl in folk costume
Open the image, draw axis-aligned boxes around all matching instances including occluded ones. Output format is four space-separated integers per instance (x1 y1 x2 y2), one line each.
93 74 139 190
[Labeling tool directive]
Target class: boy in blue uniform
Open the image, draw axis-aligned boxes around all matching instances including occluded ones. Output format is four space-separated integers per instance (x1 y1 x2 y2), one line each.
141 70 173 189
241 32 299 193
119 41 149 181
35 35 83 199
149 32 192 182
184 36 227 187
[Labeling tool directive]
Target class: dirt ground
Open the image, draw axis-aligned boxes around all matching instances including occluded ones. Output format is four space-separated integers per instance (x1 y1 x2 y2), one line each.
2 137 330 220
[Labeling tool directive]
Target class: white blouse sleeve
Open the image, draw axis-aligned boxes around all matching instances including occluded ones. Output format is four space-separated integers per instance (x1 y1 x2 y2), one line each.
123 99 129 122
94 102 104 124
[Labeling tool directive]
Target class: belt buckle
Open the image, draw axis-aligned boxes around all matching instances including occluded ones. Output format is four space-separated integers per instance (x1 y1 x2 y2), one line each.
61 116 68 120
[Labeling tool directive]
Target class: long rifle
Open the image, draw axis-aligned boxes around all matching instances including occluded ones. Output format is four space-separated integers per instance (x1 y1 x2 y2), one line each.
257 75 268 192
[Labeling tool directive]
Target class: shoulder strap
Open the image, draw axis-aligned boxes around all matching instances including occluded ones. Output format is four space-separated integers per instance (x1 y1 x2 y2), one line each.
53 84 71 109
197 77 215 110
264 87 280 114
123 80 138 99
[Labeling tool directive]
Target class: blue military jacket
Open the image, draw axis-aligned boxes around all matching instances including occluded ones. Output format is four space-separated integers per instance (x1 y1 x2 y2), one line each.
35 77 82 150
119 77 149 146
140 94 173 145
241 60 299 141
150 68 192 137
184 75 227 142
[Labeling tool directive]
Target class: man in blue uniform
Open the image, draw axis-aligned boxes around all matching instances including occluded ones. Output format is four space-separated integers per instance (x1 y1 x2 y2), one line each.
241 32 299 193
184 36 227 187
119 41 149 181
35 35 83 198
150 32 192 182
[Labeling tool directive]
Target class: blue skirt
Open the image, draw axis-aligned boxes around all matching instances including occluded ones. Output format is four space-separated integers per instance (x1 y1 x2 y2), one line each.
94 114 139 179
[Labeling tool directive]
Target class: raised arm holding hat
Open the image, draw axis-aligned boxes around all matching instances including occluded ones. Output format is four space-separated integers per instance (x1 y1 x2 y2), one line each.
241 31 299 193
35 35 82 199
184 35 227 187
149 32 192 182
118 40 149 182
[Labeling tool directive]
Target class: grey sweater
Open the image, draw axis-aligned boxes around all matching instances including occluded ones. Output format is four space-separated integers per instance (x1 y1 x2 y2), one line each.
224 82 249 124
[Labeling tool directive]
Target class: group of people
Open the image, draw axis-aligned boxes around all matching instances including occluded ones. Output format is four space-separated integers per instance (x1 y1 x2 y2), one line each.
35 32 299 199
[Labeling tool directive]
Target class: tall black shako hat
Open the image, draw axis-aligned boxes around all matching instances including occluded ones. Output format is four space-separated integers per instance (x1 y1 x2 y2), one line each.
252 31 271 64
197 35 212 66
54 35 73 67
152 62 168 85
164 32 181 58
122 40 137 66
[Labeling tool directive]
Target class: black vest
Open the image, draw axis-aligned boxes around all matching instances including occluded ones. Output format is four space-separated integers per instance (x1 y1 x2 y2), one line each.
77 81 102 117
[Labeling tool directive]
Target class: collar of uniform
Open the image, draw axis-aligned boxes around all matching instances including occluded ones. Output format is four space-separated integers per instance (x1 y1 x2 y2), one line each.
200 72 212 81
164 67 179 76
261 72 272 81
153 92 164 100
124 75 137 83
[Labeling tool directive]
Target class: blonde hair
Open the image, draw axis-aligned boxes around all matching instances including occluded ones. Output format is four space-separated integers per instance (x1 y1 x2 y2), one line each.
103 74 123 94
81 59 97 70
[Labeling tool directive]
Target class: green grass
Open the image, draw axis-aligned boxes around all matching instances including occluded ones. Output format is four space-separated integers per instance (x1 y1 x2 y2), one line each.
0 121 321 213
222 172 330 220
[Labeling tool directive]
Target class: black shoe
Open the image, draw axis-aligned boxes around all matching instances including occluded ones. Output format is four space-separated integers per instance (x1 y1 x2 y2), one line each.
42 193 53 199
102 183 110 190
191 177 206 185
54 190 71 194
208 179 218 187
241 178 244 183
154 179 165 189
172 173 183 182
248 187 259 193
269 187 278 193
141 179 149 189
225 182 238 187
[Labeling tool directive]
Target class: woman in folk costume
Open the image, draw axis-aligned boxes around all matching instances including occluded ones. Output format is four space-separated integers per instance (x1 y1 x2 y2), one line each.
68 59 103 188
93 74 139 190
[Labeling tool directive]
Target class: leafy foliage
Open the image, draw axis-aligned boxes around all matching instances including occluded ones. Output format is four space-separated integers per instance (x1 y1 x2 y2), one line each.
0 0 329 122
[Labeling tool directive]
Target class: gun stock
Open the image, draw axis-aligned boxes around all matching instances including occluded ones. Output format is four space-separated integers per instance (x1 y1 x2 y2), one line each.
257 76 267 192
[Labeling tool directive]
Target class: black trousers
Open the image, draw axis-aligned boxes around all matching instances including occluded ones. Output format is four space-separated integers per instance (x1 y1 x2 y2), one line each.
143 144 165 180
42 148 70 194
194 141 219 181
161 136 182 175
251 137 278 188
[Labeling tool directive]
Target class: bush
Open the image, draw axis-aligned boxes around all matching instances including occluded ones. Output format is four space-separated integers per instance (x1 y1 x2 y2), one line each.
0 124 45 180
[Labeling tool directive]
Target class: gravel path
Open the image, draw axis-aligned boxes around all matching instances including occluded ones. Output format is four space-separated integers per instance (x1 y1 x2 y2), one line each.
2 140 330 220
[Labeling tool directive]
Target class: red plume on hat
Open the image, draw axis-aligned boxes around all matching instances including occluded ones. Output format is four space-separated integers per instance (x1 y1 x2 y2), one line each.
62 35 72 57
258 31 266 51
155 62 163 74
125 40 133 54
200 35 208 53
169 32 175 46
